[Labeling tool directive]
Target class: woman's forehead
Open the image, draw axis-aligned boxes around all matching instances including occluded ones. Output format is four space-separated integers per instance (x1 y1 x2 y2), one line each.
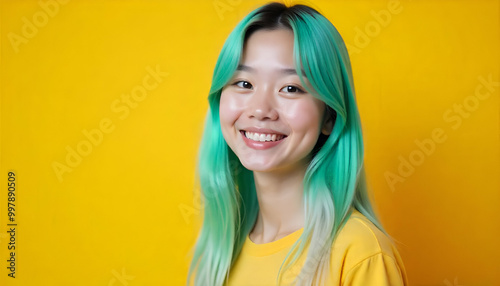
241 29 295 65
234 63 307 79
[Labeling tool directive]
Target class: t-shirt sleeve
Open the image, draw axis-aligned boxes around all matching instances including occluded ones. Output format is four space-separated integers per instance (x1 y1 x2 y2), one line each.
342 252 407 286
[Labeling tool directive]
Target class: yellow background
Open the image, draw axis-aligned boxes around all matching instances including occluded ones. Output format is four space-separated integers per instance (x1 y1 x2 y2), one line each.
1 0 498 285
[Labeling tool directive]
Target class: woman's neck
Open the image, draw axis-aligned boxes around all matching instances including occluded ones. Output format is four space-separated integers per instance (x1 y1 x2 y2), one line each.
249 165 307 244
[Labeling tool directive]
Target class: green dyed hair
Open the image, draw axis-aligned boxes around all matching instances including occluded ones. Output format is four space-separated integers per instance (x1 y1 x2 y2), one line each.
188 2 387 285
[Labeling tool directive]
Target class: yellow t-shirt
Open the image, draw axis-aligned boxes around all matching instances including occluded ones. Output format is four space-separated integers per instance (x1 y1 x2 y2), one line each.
226 210 408 285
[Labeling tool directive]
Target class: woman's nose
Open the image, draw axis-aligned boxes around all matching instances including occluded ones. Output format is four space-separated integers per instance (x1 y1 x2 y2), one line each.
246 87 279 120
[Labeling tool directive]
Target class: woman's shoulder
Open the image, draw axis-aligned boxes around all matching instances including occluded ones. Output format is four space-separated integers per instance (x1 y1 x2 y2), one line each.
333 209 398 255
328 209 408 284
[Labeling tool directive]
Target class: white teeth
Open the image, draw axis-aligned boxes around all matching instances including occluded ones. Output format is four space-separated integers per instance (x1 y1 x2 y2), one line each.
244 131 285 142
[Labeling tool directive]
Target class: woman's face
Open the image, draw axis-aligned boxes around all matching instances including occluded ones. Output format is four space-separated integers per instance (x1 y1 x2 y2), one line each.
219 28 332 173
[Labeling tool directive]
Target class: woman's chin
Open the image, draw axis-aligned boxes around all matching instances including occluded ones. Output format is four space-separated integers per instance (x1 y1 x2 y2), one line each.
239 159 277 173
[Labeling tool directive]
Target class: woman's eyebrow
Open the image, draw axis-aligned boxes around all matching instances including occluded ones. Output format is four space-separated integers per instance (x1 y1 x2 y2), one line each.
236 64 307 77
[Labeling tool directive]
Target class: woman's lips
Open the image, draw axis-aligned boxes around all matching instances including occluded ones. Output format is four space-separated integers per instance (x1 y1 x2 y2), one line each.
240 130 287 150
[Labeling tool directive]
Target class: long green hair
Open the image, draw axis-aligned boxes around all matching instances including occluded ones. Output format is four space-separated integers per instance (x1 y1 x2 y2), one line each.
187 2 386 285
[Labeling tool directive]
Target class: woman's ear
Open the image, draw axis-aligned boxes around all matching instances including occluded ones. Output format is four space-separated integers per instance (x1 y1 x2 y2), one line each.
321 107 335 136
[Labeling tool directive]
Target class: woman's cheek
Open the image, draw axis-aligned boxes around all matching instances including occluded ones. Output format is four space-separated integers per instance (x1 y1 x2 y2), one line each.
284 100 323 132
220 92 244 124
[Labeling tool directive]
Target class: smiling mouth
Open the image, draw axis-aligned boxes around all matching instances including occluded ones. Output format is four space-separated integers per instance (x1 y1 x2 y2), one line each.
240 131 287 142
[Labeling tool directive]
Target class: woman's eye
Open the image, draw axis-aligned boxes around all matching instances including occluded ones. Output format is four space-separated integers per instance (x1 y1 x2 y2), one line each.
234 81 253 89
280 85 304 93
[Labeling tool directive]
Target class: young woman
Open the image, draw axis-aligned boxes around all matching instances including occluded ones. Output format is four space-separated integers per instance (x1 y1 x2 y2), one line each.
188 2 408 285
